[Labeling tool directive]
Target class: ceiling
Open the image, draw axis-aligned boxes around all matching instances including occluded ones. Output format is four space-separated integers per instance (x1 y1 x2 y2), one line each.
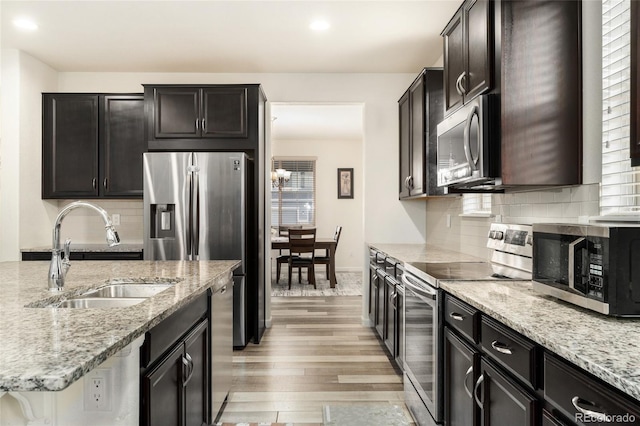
2 1 460 141
1 0 460 73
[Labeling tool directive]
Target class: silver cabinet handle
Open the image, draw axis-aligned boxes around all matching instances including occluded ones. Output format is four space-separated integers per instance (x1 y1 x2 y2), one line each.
183 353 194 386
491 340 513 355
195 119 199 130
449 312 464 321
202 118 206 133
455 73 465 96
463 366 474 398
473 374 484 410
103 178 108 189
571 397 607 419
182 355 190 387
92 178 97 189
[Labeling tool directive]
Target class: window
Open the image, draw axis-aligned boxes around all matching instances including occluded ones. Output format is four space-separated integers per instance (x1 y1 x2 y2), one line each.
461 193 492 216
601 0 640 215
271 158 316 227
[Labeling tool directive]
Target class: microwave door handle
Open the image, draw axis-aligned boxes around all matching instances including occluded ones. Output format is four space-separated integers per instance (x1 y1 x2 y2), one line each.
568 237 586 294
463 106 479 171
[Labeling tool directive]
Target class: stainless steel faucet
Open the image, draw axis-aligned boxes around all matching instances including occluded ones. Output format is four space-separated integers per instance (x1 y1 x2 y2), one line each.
48 201 120 291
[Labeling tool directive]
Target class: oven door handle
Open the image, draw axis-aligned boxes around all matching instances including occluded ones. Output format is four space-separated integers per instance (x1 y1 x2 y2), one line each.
401 274 437 301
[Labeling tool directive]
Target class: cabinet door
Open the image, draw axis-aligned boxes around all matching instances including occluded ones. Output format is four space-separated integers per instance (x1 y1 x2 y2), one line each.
141 344 183 426
100 94 145 198
201 87 248 138
383 278 396 356
444 328 479 426
631 0 640 165
443 8 464 114
42 94 99 198
409 76 425 197
399 90 411 199
153 87 200 138
477 359 537 426
464 0 492 101
184 319 210 426
374 271 386 338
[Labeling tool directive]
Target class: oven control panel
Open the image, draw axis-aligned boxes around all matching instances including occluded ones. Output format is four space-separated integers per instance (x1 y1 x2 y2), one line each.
486 223 533 259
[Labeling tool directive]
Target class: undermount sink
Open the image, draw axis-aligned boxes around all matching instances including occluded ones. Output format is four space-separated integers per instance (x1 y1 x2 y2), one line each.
82 283 175 299
56 297 147 309
31 281 177 309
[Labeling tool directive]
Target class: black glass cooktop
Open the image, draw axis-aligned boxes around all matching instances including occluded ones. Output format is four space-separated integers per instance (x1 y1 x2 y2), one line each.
404 261 528 287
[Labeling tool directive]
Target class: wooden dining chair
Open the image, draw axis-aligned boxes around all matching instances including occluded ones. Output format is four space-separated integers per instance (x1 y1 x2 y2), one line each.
314 225 342 279
287 228 317 289
275 225 302 284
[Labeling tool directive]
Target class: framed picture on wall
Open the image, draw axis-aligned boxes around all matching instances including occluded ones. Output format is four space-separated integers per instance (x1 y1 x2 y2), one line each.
337 168 354 199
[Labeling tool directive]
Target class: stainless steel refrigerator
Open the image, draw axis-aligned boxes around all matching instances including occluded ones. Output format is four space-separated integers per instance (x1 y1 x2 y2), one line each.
143 152 249 347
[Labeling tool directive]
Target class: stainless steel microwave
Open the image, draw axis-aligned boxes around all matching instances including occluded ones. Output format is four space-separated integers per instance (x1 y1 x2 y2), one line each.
532 223 640 317
436 95 500 189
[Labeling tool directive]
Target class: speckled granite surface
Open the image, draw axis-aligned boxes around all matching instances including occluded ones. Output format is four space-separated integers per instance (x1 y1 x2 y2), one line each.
0 260 237 392
368 243 485 263
440 280 640 401
21 243 143 253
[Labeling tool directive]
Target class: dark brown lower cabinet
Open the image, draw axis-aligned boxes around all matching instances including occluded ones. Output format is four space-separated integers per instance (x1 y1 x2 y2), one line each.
444 328 479 426
476 358 538 426
142 318 209 426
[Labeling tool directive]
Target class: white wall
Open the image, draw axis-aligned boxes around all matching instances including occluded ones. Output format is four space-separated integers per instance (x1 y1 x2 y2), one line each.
272 135 364 271
0 50 58 261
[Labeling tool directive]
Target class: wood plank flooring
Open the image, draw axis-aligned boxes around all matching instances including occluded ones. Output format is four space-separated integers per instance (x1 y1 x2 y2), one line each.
217 296 413 425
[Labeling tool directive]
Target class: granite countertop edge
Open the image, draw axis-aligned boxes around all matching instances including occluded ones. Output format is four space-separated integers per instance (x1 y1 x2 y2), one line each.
0 259 238 392
21 243 143 253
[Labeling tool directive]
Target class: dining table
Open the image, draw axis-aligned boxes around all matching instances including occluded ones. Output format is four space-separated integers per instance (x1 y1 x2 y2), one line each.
271 236 338 288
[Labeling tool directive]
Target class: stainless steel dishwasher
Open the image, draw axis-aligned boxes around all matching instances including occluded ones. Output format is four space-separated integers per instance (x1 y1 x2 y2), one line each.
211 281 233 421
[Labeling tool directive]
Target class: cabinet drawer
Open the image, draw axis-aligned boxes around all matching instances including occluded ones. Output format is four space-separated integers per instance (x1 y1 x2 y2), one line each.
444 294 479 343
544 353 640 425
480 316 538 388
141 290 209 368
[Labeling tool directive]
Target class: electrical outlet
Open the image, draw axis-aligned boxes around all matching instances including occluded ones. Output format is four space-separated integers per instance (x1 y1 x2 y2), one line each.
84 368 112 411
111 213 120 226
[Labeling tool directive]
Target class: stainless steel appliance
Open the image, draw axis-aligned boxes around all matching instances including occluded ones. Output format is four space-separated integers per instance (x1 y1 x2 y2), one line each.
403 223 532 425
532 223 640 317
143 152 250 346
436 95 500 190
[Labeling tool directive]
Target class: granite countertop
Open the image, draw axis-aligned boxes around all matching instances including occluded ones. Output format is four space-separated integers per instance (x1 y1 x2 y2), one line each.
368 243 485 263
0 259 238 392
21 244 143 253
440 280 640 402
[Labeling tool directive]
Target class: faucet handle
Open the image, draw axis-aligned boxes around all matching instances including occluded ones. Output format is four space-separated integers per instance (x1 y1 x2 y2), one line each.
63 238 71 263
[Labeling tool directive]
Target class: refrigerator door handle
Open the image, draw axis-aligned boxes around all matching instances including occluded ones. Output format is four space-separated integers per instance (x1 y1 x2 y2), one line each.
193 165 200 258
186 169 193 258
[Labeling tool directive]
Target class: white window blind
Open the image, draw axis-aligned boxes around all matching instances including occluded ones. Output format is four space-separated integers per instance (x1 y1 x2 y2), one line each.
462 193 492 215
271 158 316 227
601 0 640 215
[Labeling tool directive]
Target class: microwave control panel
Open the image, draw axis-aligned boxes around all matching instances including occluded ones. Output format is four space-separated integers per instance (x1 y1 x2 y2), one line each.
587 238 606 301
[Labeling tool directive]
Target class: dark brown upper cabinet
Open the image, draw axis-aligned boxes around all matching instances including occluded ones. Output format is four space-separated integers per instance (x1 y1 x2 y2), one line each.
500 0 582 186
631 0 640 166
399 68 445 199
442 0 493 116
42 93 145 199
144 85 264 151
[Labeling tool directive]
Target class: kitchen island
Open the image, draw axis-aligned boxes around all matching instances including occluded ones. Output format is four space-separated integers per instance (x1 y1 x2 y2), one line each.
0 259 237 424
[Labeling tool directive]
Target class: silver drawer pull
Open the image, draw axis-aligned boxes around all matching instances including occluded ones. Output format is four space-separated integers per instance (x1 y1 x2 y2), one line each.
491 340 513 355
449 312 464 321
463 366 474 399
572 397 607 419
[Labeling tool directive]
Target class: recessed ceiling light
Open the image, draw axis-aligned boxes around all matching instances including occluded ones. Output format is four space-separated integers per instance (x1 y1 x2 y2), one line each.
310 19 330 32
13 17 38 31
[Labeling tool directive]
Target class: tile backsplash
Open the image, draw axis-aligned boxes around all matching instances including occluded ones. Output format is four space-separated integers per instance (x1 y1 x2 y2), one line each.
56 200 143 244
425 183 601 260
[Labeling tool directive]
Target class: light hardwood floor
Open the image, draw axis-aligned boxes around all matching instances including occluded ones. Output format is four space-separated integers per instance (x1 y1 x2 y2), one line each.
217 296 412 425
